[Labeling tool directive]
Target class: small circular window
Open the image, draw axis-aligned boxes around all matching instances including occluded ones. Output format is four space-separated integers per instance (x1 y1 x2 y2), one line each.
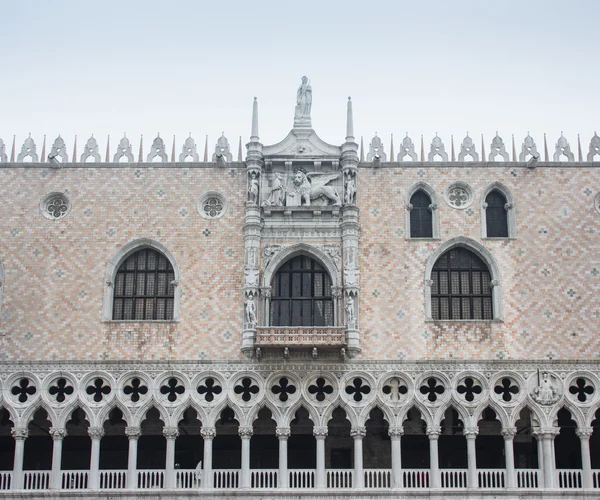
444 182 474 210
198 191 227 220
41 192 71 220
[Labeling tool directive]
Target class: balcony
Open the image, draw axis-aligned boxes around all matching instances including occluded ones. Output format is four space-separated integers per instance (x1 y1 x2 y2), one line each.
255 326 347 350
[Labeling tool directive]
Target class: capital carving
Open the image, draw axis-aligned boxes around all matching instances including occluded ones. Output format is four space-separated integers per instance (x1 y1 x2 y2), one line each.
426 426 441 439
463 427 479 439
125 426 141 439
533 427 560 439
88 427 105 440
50 427 67 440
489 279 500 288
163 427 179 439
169 279 180 287
504 202 513 211
350 426 367 438
481 202 488 210
106 280 113 287
405 203 413 211
425 279 434 287
260 287 272 299
276 427 291 439
576 427 594 439
238 426 253 438
388 426 404 438
201 427 216 439
501 427 517 439
11 427 28 440
428 203 438 211
313 426 328 438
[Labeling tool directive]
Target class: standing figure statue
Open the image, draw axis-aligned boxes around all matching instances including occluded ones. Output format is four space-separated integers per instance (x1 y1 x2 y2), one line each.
245 293 257 328
248 172 259 205
345 294 355 326
532 370 559 405
344 176 356 205
263 173 286 207
295 76 312 120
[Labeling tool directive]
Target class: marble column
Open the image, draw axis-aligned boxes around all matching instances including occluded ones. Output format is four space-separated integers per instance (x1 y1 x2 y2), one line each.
388 426 403 488
239 426 253 488
576 427 593 489
201 427 215 488
501 427 517 488
427 427 441 488
535 428 559 489
351 426 366 488
163 427 179 488
87 427 104 489
276 427 290 488
313 427 327 488
11 427 27 490
464 427 478 488
125 426 141 489
49 427 67 489
536 432 544 486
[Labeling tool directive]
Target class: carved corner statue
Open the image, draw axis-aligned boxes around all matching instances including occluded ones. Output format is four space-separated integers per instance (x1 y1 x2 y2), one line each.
295 76 312 120
245 293 257 329
248 172 260 205
289 167 341 207
262 173 286 207
532 370 560 405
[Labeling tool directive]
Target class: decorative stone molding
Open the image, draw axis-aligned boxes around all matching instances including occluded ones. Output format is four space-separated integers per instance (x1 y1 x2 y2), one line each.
458 134 478 161
366 134 386 162
489 133 509 161
519 133 540 161
17 135 39 162
212 133 233 162
113 135 134 162
553 133 575 161
276 427 291 439
49 136 69 162
576 427 594 439
397 134 417 161
81 136 101 162
313 426 328 438
238 426 253 438
588 132 600 161
463 427 479 438
147 135 168 162
40 192 71 220
350 426 367 438
428 134 448 161
426 426 441 439
163 427 180 439
49 427 67 440
198 191 227 220
444 182 474 210
180 135 199 162
0 138 7 162
125 426 141 439
88 427 105 440
501 427 517 438
11 427 28 440
201 427 216 439
388 426 404 437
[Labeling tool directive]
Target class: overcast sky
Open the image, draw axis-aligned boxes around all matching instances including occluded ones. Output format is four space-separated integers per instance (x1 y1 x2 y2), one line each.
1 0 598 158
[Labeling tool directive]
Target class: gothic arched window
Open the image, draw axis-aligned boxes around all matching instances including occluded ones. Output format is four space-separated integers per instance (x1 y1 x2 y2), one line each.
431 247 493 320
113 249 175 320
485 190 509 238
271 255 333 327
410 190 433 238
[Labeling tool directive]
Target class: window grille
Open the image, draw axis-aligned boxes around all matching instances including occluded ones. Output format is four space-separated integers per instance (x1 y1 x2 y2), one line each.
410 190 433 238
113 249 175 320
431 248 493 320
485 190 509 238
271 255 333 327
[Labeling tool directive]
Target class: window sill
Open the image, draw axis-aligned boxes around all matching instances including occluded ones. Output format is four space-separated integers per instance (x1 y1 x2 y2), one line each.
406 237 441 241
425 319 503 324
103 320 180 324
482 237 516 241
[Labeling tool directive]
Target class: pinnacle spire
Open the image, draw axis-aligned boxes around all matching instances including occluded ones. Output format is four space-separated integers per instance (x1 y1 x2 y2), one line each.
578 134 583 161
105 135 110 162
512 134 516 161
138 135 143 162
238 136 243 161
451 135 455 162
481 134 486 161
171 135 176 162
41 135 47 162
10 135 15 162
203 135 208 162
251 97 259 142
544 133 549 161
73 135 77 161
420 135 424 161
345 97 354 142
360 136 364 162
390 134 394 160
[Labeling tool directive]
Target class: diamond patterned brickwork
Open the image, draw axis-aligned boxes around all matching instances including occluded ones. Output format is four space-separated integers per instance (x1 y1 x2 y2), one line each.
357 166 600 361
0 166 245 361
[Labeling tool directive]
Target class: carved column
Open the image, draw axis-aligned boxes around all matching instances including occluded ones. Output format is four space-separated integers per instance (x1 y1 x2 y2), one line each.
163 427 179 488
125 426 141 489
260 286 271 328
576 427 593 489
11 427 27 490
276 427 290 488
388 427 403 488
534 428 559 489
49 427 67 489
242 97 263 357
351 426 366 488
464 427 478 488
201 427 215 489
239 426 253 488
501 427 517 488
313 427 327 488
88 427 104 489
427 426 441 488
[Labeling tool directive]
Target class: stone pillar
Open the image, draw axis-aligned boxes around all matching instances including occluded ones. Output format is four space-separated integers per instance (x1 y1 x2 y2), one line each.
239 426 253 488
464 427 478 488
427 427 441 488
576 427 593 489
535 428 559 489
88 427 104 489
388 426 403 488
125 426 141 489
501 427 517 488
49 427 67 489
276 427 290 488
201 427 215 489
535 431 544 486
163 427 179 488
11 428 27 490
314 427 327 489
351 426 366 488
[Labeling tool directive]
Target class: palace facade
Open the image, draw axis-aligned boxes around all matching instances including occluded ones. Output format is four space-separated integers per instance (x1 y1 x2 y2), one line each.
1 79 600 499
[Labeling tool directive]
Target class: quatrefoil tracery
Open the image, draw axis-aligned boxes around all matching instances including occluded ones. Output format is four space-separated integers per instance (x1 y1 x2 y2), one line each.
382 378 408 402
86 378 111 403
160 378 185 402
48 378 74 403
124 378 149 403
457 377 482 402
420 377 445 402
345 377 371 402
569 378 594 402
271 377 296 402
234 377 260 402
308 377 334 402
494 378 519 402
11 378 36 403
197 377 222 402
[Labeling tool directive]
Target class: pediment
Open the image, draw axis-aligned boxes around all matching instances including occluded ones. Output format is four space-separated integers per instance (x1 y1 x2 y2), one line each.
262 128 341 159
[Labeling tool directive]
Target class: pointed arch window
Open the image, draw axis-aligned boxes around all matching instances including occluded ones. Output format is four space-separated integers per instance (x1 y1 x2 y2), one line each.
431 247 493 320
485 190 509 238
271 255 333 327
113 249 175 320
410 190 433 238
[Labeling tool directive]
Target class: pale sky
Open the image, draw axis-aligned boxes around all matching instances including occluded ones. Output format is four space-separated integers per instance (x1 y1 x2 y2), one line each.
1 0 598 157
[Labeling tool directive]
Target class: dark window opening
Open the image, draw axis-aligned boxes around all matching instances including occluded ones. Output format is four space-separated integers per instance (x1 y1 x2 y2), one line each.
431 247 493 320
113 249 175 320
410 190 433 238
271 255 333 327
485 190 509 238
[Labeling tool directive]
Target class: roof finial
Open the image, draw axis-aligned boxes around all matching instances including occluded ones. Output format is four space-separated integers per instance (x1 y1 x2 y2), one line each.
544 133 549 161
420 135 424 161
451 135 455 162
238 136 243 162
390 134 394 161
481 134 486 161
512 134 516 161
72 135 77 162
578 133 583 161
10 135 15 162
41 135 47 162
345 96 354 142
171 135 176 162
105 135 110 162
251 97 259 142
360 136 364 163
138 135 143 162
203 135 208 162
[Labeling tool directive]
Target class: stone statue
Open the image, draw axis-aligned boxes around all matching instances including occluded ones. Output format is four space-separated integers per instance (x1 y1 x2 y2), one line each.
263 173 285 207
288 167 341 207
345 295 355 326
295 76 312 119
248 172 259 205
245 293 257 328
532 371 559 405
344 176 356 205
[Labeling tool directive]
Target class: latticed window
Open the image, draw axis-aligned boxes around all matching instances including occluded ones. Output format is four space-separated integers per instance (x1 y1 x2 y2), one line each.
485 190 509 238
113 249 175 320
410 190 433 238
431 248 493 320
271 255 333 327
